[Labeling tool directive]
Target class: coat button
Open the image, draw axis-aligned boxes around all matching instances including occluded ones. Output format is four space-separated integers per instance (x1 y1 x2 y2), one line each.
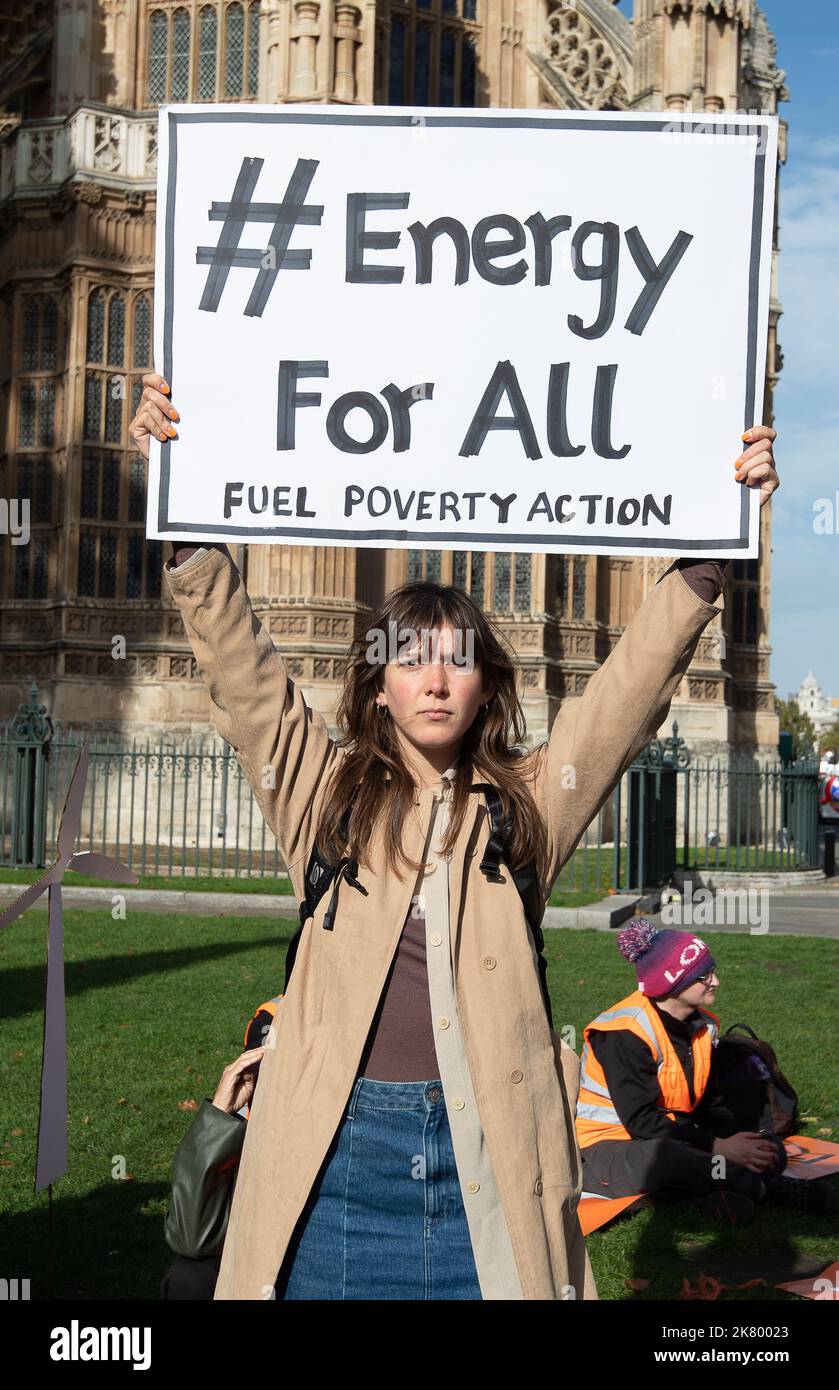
510 1069 523 1083
430 932 442 946
451 1097 465 1110
422 861 438 875
483 956 497 970
534 1179 543 1196
437 1017 450 1030
466 1180 480 1194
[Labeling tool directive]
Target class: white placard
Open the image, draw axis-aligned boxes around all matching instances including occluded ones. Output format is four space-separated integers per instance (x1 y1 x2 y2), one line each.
148 104 777 557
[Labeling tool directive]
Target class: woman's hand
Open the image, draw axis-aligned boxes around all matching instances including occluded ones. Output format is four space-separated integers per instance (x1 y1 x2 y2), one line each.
211 1046 268 1115
128 371 179 461
734 424 779 508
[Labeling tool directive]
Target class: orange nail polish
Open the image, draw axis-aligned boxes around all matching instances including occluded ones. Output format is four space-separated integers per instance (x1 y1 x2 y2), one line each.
166 425 177 437
169 408 179 420
741 431 751 441
161 382 170 394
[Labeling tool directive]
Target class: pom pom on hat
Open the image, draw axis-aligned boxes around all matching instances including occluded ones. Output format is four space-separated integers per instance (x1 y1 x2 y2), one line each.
617 916 656 962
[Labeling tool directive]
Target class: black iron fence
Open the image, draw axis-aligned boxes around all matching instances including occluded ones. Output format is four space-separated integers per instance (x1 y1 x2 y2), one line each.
1 685 823 894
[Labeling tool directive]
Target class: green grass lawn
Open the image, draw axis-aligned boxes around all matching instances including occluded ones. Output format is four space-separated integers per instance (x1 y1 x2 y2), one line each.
1 910 836 1300
0 866 607 909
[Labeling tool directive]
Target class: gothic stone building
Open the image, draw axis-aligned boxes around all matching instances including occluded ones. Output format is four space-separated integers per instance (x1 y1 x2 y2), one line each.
0 0 787 753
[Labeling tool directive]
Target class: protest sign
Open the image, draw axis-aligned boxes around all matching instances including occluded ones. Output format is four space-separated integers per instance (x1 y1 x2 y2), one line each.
148 104 778 557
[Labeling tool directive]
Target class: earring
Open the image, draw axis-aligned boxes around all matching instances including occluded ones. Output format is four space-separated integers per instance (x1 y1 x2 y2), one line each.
376 702 387 716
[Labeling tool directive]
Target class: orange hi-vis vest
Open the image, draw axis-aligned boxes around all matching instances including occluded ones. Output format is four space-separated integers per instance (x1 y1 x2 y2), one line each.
575 988 720 1149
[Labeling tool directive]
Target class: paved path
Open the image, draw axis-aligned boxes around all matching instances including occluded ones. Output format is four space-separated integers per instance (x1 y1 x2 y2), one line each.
2 883 837 936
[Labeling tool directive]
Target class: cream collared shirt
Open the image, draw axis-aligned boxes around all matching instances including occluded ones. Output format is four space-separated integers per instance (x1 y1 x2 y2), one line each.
415 764 524 1300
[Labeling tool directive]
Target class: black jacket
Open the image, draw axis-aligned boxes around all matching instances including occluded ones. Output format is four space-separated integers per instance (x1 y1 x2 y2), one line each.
584 1000 739 1152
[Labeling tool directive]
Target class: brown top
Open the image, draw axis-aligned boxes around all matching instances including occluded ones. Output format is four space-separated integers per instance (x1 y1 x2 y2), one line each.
165 542 727 1079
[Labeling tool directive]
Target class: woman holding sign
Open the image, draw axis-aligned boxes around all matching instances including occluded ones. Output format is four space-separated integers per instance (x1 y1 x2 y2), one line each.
131 375 778 1301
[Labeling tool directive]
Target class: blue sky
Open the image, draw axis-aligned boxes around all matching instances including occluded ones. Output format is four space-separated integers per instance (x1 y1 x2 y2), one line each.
614 0 838 703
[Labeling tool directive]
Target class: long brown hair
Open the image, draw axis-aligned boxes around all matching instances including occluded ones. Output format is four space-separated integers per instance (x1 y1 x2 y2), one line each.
315 579 547 885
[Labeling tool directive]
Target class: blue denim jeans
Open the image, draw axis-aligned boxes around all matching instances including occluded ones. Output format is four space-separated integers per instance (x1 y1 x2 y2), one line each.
275 1076 483 1300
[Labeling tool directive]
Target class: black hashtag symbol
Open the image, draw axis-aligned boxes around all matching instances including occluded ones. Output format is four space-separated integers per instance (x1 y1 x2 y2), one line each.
196 156 323 317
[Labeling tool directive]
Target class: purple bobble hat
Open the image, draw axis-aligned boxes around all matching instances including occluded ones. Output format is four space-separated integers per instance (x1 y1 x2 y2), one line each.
617 917 716 999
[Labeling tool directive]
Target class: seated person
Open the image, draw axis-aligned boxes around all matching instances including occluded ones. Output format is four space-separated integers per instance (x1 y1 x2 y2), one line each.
575 919 824 1226
159 996 281 1300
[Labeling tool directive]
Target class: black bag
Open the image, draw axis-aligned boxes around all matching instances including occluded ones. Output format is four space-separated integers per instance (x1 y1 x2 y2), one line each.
284 781 554 1028
714 1022 799 1137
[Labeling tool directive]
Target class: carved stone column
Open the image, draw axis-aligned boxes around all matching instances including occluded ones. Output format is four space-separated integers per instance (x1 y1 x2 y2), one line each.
290 0 321 98
333 3 361 102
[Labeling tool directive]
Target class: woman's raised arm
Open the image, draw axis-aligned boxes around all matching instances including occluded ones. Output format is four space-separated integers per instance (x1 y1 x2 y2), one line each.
532 415 778 892
130 371 342 880
163 543 342 880
533 561 724 892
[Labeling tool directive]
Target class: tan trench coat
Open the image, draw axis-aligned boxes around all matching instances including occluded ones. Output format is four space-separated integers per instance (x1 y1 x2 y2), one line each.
163 544 723 1300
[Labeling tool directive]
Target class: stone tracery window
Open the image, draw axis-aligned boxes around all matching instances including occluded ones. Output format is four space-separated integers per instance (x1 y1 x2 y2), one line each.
545 2 626 109
145 0 260 104
382 0 480 107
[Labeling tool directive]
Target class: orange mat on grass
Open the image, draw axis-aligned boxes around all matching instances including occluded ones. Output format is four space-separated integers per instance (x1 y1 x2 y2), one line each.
783 1134 839 1179
578 1193 646 1235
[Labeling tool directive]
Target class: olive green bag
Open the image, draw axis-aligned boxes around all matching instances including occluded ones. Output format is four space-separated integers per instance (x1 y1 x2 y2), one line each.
164 1099 246 1261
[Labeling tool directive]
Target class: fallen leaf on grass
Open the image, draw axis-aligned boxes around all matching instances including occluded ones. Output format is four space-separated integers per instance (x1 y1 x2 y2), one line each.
681 1274 768 1300
178 1099 199 1112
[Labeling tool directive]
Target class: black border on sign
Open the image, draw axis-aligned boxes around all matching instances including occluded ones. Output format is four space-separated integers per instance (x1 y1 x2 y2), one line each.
158 110 767 550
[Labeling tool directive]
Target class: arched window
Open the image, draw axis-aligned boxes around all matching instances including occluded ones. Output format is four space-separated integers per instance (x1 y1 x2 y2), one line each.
225 2 245 96
148 9 168 102
199 4 218 97
247 1 260 95
172 6 191 99
146 2 259 103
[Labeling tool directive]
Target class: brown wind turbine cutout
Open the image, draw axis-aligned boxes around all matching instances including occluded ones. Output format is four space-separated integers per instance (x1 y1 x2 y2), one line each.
0 737 138 1191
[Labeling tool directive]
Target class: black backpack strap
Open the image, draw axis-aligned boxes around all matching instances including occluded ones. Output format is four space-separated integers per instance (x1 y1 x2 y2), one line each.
284 805 361 993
